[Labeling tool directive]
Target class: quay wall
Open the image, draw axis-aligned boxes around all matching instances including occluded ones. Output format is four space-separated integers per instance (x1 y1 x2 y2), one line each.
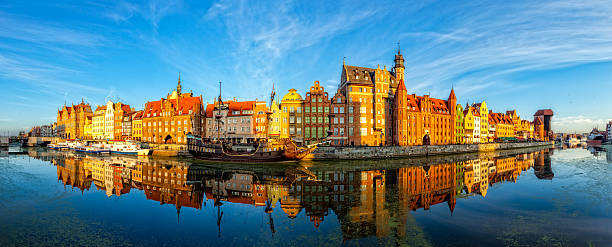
309 142 553 160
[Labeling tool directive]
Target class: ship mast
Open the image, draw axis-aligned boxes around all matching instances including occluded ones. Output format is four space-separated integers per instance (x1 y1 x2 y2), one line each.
215 81 225 142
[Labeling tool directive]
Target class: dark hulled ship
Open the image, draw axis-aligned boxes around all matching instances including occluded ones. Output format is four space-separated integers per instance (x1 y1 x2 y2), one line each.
187 82 318 162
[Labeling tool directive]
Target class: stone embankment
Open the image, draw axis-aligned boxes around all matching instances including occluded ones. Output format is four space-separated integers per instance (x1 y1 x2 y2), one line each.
310 141 553 160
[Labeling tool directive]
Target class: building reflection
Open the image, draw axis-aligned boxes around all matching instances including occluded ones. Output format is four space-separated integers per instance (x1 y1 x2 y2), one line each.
35 148 552 240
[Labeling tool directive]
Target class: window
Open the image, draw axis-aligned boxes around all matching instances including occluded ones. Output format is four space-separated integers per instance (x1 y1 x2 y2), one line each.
318 117 323 123
318 107 323 113
297 107 301 113
305 107 310 113
360 117 366 123
349 117 354 123
324 107 329 113
297 117 302 123
349 128 354 136
305 127 310 137
305 117 310 123
360 107 366 114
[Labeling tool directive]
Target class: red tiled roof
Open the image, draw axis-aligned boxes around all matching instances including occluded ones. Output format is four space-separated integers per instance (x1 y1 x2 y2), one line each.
205 100 255 117
534 109 553 116
406 95 420 112
143 95 202 117
430 98 450 114
227 101 254 116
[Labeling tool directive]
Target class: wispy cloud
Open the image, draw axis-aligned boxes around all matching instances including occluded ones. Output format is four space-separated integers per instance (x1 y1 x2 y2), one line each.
399 0 612 98
101 0 182 28
552 115 612 133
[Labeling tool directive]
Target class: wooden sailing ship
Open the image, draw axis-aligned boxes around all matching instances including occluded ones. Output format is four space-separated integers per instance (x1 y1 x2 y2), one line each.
187 82 318 162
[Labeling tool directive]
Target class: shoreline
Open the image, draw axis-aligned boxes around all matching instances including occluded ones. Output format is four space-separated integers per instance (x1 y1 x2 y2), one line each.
308 141 554 160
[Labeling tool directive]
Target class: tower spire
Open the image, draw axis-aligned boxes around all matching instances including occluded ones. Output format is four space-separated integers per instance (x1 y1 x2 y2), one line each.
177 72 182 94
397 40 401 54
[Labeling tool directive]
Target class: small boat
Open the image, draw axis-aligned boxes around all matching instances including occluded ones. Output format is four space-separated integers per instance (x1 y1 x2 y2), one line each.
108 140 149 155
75 146 110 154
587 134 604 147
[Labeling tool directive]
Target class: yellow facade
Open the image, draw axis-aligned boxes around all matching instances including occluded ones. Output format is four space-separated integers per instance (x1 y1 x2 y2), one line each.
473 101 488 143
267 100 281 139
92 106 106 140
131 111 143 142
84 117 93 140
56 100 93 139
280 89 303 141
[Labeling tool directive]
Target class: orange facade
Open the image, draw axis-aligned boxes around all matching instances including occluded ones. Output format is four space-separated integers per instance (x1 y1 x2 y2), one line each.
57 100 93 139
142 77 204 144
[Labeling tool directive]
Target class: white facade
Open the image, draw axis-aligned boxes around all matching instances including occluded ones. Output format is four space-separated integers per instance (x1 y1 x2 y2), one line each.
104 101 116 140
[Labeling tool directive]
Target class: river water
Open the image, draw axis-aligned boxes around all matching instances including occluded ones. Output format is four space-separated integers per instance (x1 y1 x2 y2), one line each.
0 145 611 246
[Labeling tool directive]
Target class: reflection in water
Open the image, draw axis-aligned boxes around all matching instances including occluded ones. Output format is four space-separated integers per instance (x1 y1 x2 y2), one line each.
27 147 555 241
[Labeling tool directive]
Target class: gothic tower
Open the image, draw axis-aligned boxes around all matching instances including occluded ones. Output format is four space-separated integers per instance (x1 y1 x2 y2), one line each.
394 79 408 146
448 88 457 144
394 42 405 83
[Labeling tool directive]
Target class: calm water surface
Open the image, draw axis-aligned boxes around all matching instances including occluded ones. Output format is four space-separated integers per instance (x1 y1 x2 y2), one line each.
1 146 611 246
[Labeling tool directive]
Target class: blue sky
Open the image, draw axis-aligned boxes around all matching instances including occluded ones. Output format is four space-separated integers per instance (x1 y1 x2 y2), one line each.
1 0 612 134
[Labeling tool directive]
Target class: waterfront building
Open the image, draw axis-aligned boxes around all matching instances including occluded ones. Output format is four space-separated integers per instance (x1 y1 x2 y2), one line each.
84 116 93 140
303 81 330 145
28 125 55 137
280 89 304 143
534 117 545 141
142 76 204 144
102 100 133 140
267 100 281 139
463 106 480 144
489 112 514 139
472 101 489 143
122 114 132 140
607 121 612 143
204 100 266 143
92 106 105 140
341 48 456 146
455 104 465 144
329 90 349 146
533 109 554 141
253 101 269 141
463 106 474 144
56 100 93 139
131 111 143 142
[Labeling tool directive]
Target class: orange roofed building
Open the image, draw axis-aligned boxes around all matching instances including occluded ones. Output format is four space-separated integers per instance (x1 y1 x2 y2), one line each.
57 100 93 140
204 100 268 143
340 47 457 146
142 75 204 144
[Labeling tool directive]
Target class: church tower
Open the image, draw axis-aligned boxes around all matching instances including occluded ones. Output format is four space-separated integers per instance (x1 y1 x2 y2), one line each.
177 72 182 95
393 42 405 83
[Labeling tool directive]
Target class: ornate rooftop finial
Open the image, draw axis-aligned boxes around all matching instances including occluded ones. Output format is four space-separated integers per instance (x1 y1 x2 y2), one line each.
343 56 346 65
397 40 401 54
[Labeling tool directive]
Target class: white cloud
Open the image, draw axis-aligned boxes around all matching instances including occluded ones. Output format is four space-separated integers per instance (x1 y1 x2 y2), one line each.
552 115 612 133
400 0 612 97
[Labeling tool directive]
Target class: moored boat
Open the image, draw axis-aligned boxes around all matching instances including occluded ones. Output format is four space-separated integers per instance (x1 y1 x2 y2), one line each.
108 140 150 155
75 146 110 154
187 135 317 162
